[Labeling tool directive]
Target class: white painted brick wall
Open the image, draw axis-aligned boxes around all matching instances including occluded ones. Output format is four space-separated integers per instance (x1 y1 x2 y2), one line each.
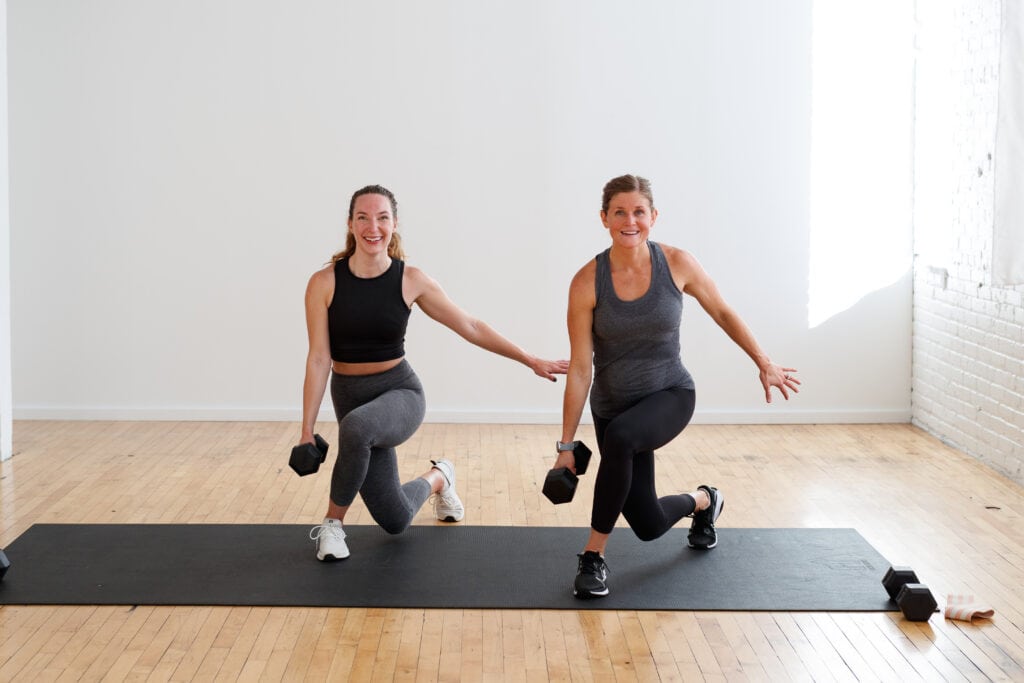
913 0 1024 484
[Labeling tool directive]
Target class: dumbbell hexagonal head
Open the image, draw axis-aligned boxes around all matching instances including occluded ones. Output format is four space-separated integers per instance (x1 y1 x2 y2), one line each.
288 434 330 477
572 442 593 475
313 434 329 461
882 565 920 601
543 441 592 505
896 583 937 622
543 467 579 505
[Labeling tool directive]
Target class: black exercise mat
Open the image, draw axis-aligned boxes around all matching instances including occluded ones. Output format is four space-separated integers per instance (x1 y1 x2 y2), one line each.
0 524 895 611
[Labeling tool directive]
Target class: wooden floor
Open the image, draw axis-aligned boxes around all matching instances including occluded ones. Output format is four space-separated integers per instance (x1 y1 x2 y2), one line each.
1 421 1023 682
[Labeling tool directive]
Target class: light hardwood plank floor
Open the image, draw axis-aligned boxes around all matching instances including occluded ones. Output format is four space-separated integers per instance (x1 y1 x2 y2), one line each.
1 421 1023 681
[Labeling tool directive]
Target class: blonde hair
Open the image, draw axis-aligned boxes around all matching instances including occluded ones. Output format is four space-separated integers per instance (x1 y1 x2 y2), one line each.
330 184 406 263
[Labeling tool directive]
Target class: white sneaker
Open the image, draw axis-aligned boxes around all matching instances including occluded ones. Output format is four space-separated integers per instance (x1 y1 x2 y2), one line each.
430 459 465 522
309 518 350 561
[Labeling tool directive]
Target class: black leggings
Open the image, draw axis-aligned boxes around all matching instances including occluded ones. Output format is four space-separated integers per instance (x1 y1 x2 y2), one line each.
591 386 697 538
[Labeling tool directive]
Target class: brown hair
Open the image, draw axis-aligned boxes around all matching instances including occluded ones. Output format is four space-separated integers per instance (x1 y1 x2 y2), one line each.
330 184 405 263
601 174 655 213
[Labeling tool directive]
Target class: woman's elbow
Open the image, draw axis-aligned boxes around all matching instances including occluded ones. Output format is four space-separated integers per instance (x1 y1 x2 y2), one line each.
459 318 487 344
567 364 592 386
306 352 331 371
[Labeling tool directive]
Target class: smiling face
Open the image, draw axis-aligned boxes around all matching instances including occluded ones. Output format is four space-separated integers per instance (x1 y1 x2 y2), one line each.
600 190 658 248
348 193 396 257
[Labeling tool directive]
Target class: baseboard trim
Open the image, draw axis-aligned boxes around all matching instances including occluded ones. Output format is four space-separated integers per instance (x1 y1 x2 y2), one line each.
13 407 911 425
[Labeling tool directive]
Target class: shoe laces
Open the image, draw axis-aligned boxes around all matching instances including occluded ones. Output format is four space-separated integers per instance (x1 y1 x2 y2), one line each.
438 486 460 506
691 504 715 531
309 522 344 543
692 505 712 524
578 552 605 575
431 489 460 514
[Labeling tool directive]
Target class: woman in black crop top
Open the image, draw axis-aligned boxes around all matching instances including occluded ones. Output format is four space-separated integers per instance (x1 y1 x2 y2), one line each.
555 174 801 599
300 184 567 562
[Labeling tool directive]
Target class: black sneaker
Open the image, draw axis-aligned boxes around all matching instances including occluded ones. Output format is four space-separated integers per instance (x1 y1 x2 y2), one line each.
573 551 610 599
687 485 724 549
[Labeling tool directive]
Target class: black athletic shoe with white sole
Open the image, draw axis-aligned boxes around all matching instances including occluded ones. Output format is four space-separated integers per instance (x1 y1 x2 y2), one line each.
687 485 724 549
573 551 610 599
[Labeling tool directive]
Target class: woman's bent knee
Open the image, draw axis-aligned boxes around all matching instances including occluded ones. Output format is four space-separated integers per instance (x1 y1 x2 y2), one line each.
380 519 411 535
369 505 415 534
632 525 665 542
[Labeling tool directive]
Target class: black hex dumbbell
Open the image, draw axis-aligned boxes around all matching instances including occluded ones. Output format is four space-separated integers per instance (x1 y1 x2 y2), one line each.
882 566 919 600
289 434 330 476
896 583 938 621
882 565 937 622
543 441 592 505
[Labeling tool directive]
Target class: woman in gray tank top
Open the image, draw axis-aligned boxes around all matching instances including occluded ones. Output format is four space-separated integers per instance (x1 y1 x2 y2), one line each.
554 174 801 599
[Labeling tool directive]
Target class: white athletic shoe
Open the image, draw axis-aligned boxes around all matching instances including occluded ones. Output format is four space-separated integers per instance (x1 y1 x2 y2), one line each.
430 459 465 522
310 518 350 561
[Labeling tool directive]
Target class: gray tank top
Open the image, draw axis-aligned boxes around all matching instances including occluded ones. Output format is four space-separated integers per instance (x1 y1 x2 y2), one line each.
590 241 694 418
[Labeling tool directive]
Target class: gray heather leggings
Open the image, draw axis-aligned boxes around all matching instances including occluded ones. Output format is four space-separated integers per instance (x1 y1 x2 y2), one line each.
329 360 431 534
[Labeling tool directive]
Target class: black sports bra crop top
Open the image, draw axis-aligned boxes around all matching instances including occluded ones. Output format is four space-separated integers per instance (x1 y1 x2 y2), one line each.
328 258 411 363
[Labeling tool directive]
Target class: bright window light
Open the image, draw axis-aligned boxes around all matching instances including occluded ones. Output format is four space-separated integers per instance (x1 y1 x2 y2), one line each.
808 0 915 328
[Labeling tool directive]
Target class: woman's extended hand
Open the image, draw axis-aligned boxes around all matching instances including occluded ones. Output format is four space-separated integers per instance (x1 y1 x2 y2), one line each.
531 358 570 382
760 364 801 403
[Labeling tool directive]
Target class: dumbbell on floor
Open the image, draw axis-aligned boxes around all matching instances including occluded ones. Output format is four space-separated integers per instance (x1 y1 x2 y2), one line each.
543 441 592 505
289 434 330 476
882 565 937 622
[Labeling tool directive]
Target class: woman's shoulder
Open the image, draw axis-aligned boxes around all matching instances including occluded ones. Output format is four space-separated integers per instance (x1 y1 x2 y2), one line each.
656 242 698 268
655 242 707 293
572 255 597 281
402 263 434 286
307 263 336 290
305 264 336 308
568 258 597 304
400 263 443 303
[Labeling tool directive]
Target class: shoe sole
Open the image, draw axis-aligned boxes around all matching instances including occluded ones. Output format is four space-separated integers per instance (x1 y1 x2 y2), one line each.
437 514 463 523
316 553 349 561
573 587 609 599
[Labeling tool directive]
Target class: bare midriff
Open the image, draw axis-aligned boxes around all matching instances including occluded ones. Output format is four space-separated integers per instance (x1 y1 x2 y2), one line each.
331 358 404 376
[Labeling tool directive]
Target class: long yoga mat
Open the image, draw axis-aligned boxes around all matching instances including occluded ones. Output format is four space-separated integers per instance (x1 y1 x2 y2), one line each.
0 524 895 611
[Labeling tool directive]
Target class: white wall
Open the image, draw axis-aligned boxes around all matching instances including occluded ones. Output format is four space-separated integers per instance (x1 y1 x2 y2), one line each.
8 0 913 424
1 0 12 460
913 0 1024 485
